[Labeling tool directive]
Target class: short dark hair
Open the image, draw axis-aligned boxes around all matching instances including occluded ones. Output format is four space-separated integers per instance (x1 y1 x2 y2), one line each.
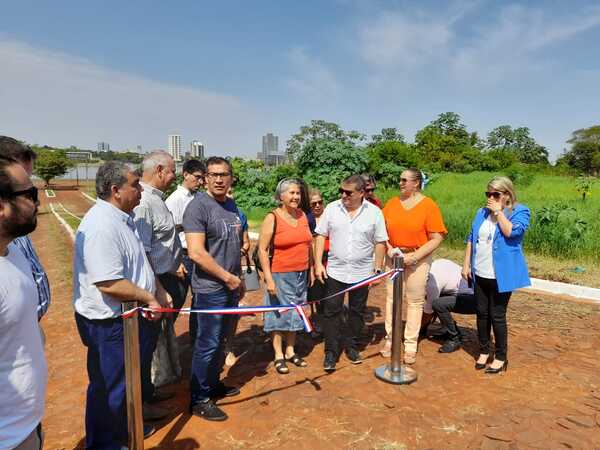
0 155 19 199
205 156 233 175
361 173 376 186
183 159 205 175
342 174 366 192
96 161 130 200
0 136 37 163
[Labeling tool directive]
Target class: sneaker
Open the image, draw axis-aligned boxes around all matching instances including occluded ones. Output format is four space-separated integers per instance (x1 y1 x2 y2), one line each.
191 399 228 421
404 352 417 365
438 339 461 353
210 382 240 399
142 403 169 421
345 347 362 365
323 351 337 372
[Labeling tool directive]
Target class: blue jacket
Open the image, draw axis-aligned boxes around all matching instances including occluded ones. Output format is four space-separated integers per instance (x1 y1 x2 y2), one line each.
467 204 531 293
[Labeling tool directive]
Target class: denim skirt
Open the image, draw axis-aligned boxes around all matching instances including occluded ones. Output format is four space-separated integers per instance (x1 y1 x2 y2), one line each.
263 271 307 332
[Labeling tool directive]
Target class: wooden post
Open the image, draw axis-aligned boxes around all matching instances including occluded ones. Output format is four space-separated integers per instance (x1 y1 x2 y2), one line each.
122 302 144 450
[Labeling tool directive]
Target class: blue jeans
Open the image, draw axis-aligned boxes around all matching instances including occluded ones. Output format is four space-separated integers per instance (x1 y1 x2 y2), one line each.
190 289 238 404
75 313 155 450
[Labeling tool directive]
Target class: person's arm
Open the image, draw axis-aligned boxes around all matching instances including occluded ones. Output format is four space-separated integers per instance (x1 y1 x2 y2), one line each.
186 232 241 291
258 213 276 295
314 234 327 283
493 206 530 239
374 241 386 272
242 230 250 256
462 241 472 282
405 232 444 266
95 279 164 320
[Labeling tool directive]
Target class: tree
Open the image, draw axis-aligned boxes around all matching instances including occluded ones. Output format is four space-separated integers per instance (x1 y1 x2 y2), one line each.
558 125 600 174
367 127 405 149
34 149 73 186
486 125 549 164
286 120 364 161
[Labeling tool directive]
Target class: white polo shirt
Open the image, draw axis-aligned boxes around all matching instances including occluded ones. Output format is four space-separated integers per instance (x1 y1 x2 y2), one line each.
73 199 156 320
165 184 196 249
425 259 474 314
315 199 388 284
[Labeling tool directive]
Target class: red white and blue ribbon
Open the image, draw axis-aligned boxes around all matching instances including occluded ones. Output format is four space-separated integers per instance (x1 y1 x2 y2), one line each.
123 268 402 332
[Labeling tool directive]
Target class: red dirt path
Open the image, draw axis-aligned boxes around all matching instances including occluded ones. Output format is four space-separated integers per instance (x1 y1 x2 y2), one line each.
34 188 600 449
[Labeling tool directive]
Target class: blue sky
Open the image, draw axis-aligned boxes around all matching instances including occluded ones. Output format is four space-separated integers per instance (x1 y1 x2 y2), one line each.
1 0 599 160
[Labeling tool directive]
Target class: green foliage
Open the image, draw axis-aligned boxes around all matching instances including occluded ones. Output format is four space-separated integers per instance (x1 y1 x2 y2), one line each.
575 176 595 201
93 150 143 163
33 149 73 186
502 163 536 187
367 128 405 148
486 125 549 164
367 140 417 185
528 203 588 257
286 120 364 161
558 125 600 174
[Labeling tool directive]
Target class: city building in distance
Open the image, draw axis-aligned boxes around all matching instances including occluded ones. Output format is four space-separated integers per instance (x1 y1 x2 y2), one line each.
257 132 286 166
97 141 110 152
168 134 182 161
190 140 204 159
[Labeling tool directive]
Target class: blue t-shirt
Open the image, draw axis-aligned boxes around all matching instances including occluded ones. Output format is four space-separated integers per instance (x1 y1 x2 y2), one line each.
182 192 243 293
238 209 248 232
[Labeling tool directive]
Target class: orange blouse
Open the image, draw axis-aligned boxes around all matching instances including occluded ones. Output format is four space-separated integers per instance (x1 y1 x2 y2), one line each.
271 210 312 273
383 196 447 248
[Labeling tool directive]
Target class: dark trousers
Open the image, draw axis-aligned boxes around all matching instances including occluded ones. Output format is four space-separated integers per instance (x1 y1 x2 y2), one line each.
158 271 188 320
432 293 477 339
322 276 369 356
475 276 512 360
75 313 155 450
308 278 326 315
190 289 238 404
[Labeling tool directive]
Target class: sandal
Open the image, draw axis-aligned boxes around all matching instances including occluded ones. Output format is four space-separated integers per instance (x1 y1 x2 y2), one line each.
286 354 308 367
274 359 289 374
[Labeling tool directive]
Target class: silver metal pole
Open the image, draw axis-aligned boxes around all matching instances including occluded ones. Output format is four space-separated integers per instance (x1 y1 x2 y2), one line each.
374 255 418 384
122 302 144 450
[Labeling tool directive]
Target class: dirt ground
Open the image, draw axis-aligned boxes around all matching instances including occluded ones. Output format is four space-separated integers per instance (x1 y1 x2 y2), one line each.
34 188 600 449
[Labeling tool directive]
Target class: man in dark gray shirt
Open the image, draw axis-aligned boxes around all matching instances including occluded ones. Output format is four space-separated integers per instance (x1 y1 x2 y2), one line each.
183 156 244 421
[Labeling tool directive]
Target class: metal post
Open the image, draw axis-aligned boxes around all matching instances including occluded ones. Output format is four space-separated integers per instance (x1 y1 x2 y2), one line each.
375 255 418 384
122 302 144 450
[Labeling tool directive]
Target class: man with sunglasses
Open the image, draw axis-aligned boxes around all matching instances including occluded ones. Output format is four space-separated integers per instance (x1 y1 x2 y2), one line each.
314 175 388 372
0 155 47 450
361 173 383 209
0 137 51 322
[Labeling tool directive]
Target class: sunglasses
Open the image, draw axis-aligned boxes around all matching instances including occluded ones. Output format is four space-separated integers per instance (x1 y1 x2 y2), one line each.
338 188 356 196
485 191 503 199
400 178 416 183
311 200 323 207
365 188 375 193
207 172 231 179
2 186 39 203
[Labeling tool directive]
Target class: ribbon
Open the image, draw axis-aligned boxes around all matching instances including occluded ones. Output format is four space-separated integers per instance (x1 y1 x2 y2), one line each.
122 268 402 331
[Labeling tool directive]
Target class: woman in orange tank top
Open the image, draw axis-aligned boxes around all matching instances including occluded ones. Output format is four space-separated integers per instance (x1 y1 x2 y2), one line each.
258 179 313 374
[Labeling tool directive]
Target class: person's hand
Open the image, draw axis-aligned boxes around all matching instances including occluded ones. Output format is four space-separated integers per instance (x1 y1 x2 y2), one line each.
387 247 403 259
239 279 246 302
370 271 384 287
225 273 242 291
309 269 316 287
486 198 502 213
462 265 472 282
404 253 418 266
266 279 277 296
144 297 163 321
155 287 173 309
314 263 328 283
175 263 187 280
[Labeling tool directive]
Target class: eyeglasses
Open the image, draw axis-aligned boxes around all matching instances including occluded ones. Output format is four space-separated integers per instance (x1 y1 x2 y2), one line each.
206 172 231 179
192 173 205 181
365 188 375 193
338 188 356 196
2 186 39 203
311 200 323 207
485 191 503 199
400 178 416 183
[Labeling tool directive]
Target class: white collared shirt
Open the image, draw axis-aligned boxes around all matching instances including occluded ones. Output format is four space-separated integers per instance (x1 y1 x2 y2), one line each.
315 199 388 284
73 199 156 319
165 184 196 249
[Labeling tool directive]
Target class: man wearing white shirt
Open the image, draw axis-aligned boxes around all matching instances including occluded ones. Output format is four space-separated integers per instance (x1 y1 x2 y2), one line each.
0 156 46 450
315 174 388 372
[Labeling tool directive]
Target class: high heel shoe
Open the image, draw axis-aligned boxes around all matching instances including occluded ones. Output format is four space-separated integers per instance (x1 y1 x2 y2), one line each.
475 354 489 370
485 360 508 374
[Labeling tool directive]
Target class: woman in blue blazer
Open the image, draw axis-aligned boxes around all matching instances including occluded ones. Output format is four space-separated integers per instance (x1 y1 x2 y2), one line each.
462 176 530 374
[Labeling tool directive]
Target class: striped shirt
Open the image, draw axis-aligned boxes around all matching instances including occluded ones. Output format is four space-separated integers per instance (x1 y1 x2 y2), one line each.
133 182 182 275
13 236 50 320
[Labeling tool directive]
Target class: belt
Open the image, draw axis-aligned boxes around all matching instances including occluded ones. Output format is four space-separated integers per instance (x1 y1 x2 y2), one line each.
399 247 419 253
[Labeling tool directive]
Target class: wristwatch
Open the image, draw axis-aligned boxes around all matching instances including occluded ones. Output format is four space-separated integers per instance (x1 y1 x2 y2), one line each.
375 269 383 274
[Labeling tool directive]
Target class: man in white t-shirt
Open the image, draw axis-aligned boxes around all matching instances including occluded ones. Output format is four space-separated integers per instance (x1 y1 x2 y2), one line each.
428 259 476 353
0 156 47 450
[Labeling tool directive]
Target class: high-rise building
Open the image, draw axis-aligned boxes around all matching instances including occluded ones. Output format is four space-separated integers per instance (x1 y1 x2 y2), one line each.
168 134 182 161
136 145 143 154
97 142 110 152
258 133 285 166
190 140 204 159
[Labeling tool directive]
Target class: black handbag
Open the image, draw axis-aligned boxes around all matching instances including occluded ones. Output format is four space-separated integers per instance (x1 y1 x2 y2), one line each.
251 211 277 273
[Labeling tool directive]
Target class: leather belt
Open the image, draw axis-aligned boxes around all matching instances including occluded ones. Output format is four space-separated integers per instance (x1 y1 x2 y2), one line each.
399 247 419 253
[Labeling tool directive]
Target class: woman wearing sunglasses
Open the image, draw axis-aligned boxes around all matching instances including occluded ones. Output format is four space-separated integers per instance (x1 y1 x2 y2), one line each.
381 168 447 364
463 176 530 374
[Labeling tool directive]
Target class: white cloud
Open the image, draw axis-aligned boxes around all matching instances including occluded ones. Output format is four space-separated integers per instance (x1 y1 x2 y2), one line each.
286 47 339 100
0 39 260 155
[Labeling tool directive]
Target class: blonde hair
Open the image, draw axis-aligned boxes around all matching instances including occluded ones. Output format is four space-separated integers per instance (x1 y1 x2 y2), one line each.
488 176 517 213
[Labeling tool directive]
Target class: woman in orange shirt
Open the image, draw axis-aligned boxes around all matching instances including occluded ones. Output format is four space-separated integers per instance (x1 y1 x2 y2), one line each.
258 179 313 374
381 168 447 364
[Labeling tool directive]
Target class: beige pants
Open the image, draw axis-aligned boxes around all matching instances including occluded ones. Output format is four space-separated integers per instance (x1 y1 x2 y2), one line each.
384 254 432 354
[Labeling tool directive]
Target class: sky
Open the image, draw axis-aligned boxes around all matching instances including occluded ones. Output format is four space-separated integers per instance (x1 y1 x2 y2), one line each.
1 0 599 160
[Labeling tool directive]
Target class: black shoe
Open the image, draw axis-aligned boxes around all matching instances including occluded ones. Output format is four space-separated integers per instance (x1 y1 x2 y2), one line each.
438 339 461 353
485 360 508 374
143 424 156 439
475 354 490 370
323 352 337 372
147 389 175 403
430 331 452 341
345 347 362 364
210 382 240 399
190 400 228 421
